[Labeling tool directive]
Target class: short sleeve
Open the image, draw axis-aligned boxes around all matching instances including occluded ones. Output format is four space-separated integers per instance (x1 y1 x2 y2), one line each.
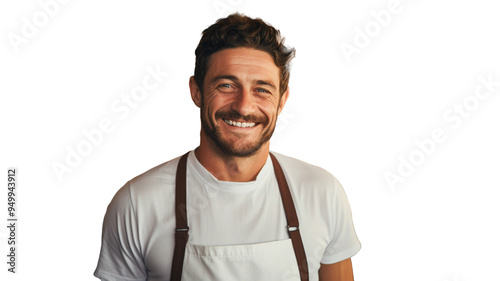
94 182 148 281
320 177 361 264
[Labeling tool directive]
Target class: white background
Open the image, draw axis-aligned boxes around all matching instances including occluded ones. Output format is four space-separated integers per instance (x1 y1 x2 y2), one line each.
1 0 499 280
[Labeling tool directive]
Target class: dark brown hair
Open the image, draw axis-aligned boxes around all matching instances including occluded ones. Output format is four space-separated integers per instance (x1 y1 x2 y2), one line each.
194 13 296 96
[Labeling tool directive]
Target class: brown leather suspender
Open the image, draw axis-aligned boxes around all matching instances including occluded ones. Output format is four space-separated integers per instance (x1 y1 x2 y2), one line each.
169 152 189 281
170 152 309 281
270 153 310 281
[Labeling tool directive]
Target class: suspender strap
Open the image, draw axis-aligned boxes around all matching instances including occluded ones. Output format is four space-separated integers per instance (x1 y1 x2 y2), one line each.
170 152 189 281
270 153 310 281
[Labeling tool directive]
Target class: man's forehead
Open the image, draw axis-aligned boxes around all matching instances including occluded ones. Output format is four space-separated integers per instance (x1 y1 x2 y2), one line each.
206 47 280 81
211 47 274 62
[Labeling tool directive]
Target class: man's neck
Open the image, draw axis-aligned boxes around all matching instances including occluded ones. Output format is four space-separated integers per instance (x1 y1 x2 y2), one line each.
194 137 270 182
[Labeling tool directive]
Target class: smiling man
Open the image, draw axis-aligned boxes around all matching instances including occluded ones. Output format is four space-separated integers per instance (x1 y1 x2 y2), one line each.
94 13 361 281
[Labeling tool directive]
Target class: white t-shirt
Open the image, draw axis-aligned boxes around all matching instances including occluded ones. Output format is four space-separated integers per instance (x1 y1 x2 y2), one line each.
94 151 361 281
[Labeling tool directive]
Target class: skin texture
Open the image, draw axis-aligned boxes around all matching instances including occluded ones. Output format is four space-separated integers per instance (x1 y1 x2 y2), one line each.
319 258 354 281
189 47 355 280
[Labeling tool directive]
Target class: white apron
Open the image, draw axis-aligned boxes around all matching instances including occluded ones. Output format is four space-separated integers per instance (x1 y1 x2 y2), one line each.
171 152 309 281
181 239 300 280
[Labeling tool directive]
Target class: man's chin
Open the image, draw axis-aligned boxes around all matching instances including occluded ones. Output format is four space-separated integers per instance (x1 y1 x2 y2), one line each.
201 122 273 157
214 141 264 158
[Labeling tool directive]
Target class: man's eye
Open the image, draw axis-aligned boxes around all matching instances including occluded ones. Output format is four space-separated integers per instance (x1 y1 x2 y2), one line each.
218 84 235 92
256 88 270 94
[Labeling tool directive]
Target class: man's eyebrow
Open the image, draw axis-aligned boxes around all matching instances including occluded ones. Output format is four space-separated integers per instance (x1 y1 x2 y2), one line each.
255 80 277 90
211 75 239 83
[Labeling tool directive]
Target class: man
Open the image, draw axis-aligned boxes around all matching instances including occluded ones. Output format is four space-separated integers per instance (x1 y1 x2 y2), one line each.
94 13 361 281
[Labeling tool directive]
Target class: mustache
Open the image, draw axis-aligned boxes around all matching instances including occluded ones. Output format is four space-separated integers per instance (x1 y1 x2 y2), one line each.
215 110 268 123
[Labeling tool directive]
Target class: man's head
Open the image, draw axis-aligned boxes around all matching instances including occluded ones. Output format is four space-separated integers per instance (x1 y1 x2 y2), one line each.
194 13 295 97
190 14 295 158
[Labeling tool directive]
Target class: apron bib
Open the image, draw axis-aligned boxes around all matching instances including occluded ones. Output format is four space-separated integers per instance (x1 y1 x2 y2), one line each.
170 152 309 281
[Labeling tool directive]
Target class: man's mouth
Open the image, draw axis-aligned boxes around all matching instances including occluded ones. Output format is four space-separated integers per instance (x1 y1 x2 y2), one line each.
223 119 257 128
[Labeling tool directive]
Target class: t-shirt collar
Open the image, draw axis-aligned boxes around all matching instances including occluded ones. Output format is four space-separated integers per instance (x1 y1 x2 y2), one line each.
186 150 273 193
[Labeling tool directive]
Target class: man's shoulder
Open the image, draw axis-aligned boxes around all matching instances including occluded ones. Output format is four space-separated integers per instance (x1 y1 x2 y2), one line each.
104 153 186 221
123 153 185 199
271 152 338 186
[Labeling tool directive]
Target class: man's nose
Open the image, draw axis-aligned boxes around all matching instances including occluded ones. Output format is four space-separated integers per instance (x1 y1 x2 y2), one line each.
231 88 255 117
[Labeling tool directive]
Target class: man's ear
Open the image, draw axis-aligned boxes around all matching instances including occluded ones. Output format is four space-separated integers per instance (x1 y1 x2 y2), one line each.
277 87 290 115
189 76 202 108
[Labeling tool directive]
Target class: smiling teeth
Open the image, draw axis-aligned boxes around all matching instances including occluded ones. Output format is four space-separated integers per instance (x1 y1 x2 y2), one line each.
224 119 256 128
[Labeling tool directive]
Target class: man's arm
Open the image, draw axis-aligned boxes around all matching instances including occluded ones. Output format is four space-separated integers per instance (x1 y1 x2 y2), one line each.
94 183 148 280
318 258 354 281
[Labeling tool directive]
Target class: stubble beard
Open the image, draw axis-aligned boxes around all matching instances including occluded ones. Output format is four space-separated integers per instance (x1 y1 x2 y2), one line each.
200 108 277 158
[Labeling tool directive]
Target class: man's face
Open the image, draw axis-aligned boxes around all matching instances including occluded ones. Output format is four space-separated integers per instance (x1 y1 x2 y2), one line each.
192 47 288 157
